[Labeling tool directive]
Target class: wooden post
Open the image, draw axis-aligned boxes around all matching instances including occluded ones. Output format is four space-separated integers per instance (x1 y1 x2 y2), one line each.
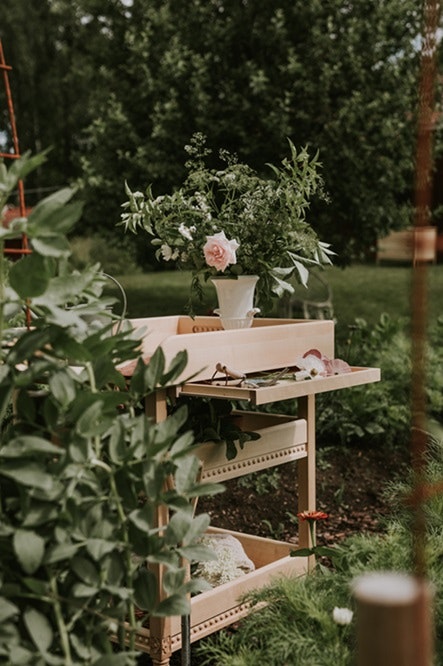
353 572 434 666
297 394 316 562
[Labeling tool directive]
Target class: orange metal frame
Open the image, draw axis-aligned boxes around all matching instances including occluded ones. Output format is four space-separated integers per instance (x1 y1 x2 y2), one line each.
0 39 32 258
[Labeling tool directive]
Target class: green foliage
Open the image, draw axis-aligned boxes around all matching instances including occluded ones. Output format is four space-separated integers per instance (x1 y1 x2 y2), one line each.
70 234 141 276
196 435 443 665
0 155 223 664
0 1 425 257
316 314 443 448
76 0 421 259
238 468 281 496
173 397 261 461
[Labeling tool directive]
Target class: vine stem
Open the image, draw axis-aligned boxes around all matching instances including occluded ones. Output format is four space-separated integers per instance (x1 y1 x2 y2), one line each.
85 359 137 652
109 472 137 653
49 573 73 666
85 361 102 459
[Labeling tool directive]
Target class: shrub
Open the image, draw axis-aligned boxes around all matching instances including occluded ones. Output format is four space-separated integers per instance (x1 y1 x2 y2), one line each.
0 154 222 664
70 233 142 275
315 314 443 448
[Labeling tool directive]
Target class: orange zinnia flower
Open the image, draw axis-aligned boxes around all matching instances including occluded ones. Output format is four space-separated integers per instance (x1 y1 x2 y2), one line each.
297 510 329 521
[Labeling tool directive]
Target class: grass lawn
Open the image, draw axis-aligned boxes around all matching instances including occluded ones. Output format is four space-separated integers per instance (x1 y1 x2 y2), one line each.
108 263 443 343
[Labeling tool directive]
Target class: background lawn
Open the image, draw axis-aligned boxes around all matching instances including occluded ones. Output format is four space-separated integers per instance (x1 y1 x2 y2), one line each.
106 263 443 345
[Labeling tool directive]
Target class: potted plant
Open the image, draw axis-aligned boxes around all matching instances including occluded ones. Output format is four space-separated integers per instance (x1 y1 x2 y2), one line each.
120 133 334 325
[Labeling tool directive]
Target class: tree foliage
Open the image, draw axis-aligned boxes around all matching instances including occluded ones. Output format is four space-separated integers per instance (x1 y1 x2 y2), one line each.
0 0 425 261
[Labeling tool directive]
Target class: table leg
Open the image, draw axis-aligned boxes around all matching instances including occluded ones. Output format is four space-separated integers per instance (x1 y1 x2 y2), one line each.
297 394 316 561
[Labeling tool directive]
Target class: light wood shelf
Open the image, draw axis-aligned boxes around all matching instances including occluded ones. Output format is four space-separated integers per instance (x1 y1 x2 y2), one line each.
120 317 380 665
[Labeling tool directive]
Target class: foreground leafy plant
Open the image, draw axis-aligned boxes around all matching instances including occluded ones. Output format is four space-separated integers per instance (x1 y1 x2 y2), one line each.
0 155 222 665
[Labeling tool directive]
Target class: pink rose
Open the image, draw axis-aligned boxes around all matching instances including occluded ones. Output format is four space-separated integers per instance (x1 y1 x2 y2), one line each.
203 231 239 272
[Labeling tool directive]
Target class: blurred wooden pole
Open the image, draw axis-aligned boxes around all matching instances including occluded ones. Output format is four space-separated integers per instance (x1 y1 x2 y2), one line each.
354 3 439 663
353 573 434 666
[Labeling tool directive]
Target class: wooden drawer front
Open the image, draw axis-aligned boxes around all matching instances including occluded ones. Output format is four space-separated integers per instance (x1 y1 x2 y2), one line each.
125 316 335 383
195 413 307 483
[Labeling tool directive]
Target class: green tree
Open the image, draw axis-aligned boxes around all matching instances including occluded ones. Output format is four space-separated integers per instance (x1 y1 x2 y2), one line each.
0 0 129 200
79 0 422 262
1 1 425 261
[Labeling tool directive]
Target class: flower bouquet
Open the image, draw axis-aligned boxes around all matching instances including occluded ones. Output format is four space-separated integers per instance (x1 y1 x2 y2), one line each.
120 132 334 315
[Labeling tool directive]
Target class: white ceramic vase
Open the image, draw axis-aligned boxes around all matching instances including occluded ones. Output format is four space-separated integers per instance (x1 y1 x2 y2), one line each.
211 275 260 330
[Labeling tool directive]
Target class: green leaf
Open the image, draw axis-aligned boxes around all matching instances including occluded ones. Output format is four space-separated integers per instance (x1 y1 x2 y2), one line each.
129 357 148 395
6 328 52 365
49 371 76 408
0 462 54 491
86 539 116 560
314 546 339 558
225 439 238 461
0 598 18 623
108 421 127 462
44 543 80 564
14 530 45 574
161 350 189 386
174 455 200 494
9 253 50 298
290 548 314 557
177 544 217 562
162 568 186 595
164 512 192 545
27 188 78 233
70 557 100 585
154 594 190 617
0 436 61 458
133 567 157 612
72 582 99 597
23 502 59 528
31 235 71 258
143 347 166 391
182 513 210 546
23 607 53 653
169 431 195 457
128 504 153 532
75 400 112 437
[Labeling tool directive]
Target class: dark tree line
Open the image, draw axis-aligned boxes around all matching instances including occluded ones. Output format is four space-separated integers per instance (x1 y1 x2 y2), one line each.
0 0 432 263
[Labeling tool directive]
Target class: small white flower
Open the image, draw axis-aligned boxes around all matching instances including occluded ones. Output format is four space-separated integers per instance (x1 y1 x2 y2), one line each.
108 620 119 634
160 243 173 261
333 607 353 625
178 223 193 241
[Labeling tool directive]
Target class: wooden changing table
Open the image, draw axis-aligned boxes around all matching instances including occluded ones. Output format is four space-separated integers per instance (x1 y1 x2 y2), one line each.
120 316 380 666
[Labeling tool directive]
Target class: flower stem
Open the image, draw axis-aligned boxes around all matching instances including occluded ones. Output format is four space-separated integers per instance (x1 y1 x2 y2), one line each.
49 573 73 666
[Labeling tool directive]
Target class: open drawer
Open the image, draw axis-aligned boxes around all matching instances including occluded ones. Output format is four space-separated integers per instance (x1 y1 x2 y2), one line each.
133 527 308 654
179 366 381 406
195 411 307 483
